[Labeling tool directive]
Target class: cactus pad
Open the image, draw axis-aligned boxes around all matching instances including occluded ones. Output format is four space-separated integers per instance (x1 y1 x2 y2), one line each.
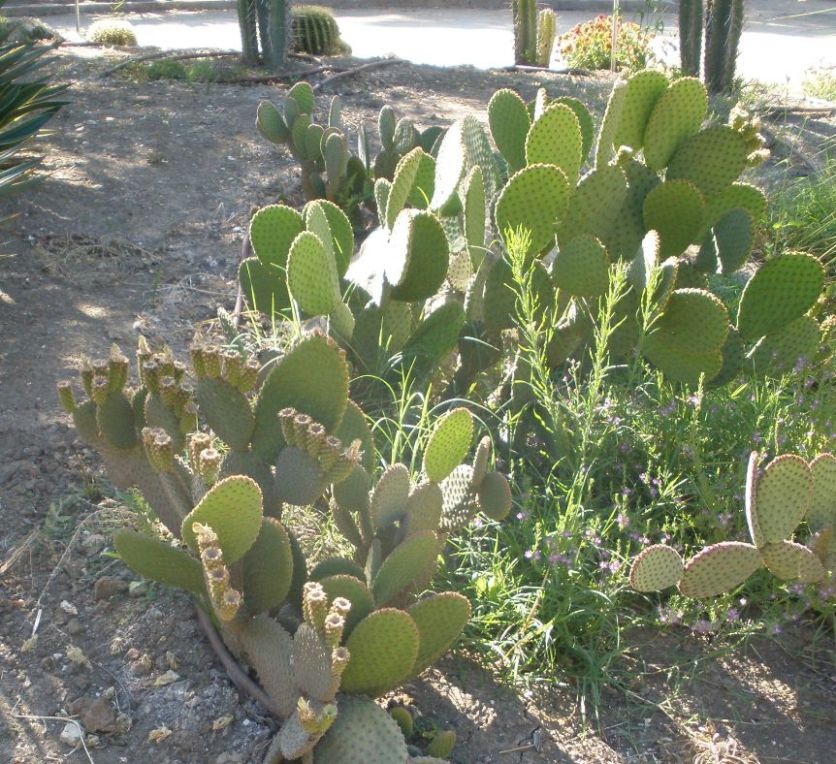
287 231 341 316
405 481 444 534
710 208 754 275
387 210 449 302
629 544 684 592
431 120 466 211
643 343 723 384
678 541 762 598
737 253 825 340
643 77 707 171
372 531 440 606
195 378 255 451
402 301 465 372
114 530 205 596
808 453 836 529
595 79 626 167
275 446 324 507
314 696 409 763
243 518 294 613
643 180 706 257
612 70 668 151
238 615 296 718
666 126 748 198
408 592 471 675
761 541 826 583
462 166 487 267
495 164 569 258
239 257 290 316
423 407 474 483
250 204 305 269
335 400 375 472
752 454 812 544
181 475 263 563
525 103 583 183
319 574 374 634
340 609 420 696
439 465 477 531
705 182 767 228
552 96 594 160
558 165 628 246
749 315 820 377
488 88 530 173
371 463 410 530
649 289 729 355
552 235 611 297
477 470 512 521
386 147 424 228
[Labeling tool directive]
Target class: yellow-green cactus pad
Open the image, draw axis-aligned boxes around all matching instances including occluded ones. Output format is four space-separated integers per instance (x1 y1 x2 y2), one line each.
627 231 661 293
629 544 684 592
404 481 444 534
249 204 305 269
679 541 762 598
423 407 474 483
603 158 660 260
194 377 255 452
95 391 136 450
402 301 465 371
710 208 754 275
643 180 706 257
181 475 263 563
557 164 627 246
808 453 836 529
643 343 723 385
292 623 334 702
319 574 374 634
477 470 512 521
275 446 324 506
745 452 764 547
552 234 610 298
594 79 626 167
430 120 466 211
552 96 594 160
525 103 583 183
643 77 707 171
495 163 570 259
310 557 366 581
409 592 471 675
238 257 290 316
709 326 746 388
243 518 293 613
753 454 812 544
386 147 425 228
439 464 478 531
114 530 205 596
340 609 420 696
462 166 487 268
288 80 315 114
749 315 820 377
471 436 491 485
649 289 729 355
334 464 372 540
407 151 436 210
704 182 767 228
761 541 826 583
287 231 341 316
371 463 410 530
307 199 354 277
335 400 375 472
314 696 409 763
488 88 530 173
737 253 825 341
387 210 449 302
372 531 440 606
666 125 748 198
612 69 668 151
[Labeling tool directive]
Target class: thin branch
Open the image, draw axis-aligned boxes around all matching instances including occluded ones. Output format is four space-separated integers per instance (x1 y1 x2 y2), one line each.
313 57 405 92
101 50 239 77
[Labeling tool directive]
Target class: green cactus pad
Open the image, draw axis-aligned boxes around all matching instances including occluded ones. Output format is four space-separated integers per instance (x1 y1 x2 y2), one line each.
407 151 436 210
195 378 254 452
71 400 101 445
250 204 305 269
461 115 502 201
439 465 477 532
709 208 754 275
387 147 425 228
312 200 354 277
612 70 668 151
808 454 836 529
643 343 723 385
287 81 315 115
709 326 746 388
525 103 583 183
287 231 341 316
371 463 410 530
749 315 820 377
405 481 444 534
627 231 661 292
292 623 334 702
252 333 349 462
557 165 628 247
143 392 183 449
431 120 466 211
181 475 263 563
372 531 439 606
643 77 707 171
243 518 293 614
678 541 762 598
335 400 374 472
319 574 375 634
387 210 449 302
462 166 487 268
220 449 280 517
471 436 491 485
666 126 748 198
549 97 594 161
643 180 706 257
705 182 767 228
552 235 610 297
304 200 338 267
423 408 474 483
753 454 813 544
340 609 421 696
629 544 684 592
114 530 205 596
736 253 825 341
238 614 297 718
602 158 660 260
402 301 465 371
256 100 289 144
649 289 729 355
408 592 470 675
275 446 324 506
238 257 290 316
744 451 765 547
311 557 366 581
761 541 826 583
314 696 409 763
488 88 530 173
477 470 512 521
96 391 136 450
594 79 626 167
374 178 392 225
495 164 569 259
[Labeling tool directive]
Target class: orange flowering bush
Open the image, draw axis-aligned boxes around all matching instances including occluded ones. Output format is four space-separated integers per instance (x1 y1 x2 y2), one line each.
560 14 655 71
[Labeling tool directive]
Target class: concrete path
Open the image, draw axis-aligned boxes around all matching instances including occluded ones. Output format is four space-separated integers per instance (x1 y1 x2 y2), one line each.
49 6 836 92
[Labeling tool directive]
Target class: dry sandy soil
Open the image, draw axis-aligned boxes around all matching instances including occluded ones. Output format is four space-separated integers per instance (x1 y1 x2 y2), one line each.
1 47 834 763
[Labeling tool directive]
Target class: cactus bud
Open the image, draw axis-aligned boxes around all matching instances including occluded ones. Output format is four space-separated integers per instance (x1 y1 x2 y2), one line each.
107 349 129 391
141 359 160 393
189 432 212 466
198 447 222 484
302 581 328 632
92 359 109 378
172 360 186 382
190 344 207 378
144 427 174 472
202 346 222 378
91 376 109 406
278 407 297 443
57 382 76 413
323 612 345 649
304 421 327 458
292 413 313 448
136 335 152 366
80 363 94 396
220 350 242 388
180 401 198 435
237 357 260 393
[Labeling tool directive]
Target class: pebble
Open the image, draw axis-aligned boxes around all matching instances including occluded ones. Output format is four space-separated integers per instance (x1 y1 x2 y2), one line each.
94 576 128 600
66 618 85 636
59 720 84 747
128 580 148 597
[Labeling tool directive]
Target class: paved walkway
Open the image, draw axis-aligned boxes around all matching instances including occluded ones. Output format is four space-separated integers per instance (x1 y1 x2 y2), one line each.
50 6 836 91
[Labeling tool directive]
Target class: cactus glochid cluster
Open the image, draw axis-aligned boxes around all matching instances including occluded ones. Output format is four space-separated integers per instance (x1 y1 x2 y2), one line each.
629 452 835 598
58 332 511 762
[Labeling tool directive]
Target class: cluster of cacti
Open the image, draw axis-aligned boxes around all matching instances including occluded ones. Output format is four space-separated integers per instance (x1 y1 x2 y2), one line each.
58 332 511 761
679 0 745 93
238 0 289 70
629 452 835 598
292 5 349 56
512 0 556 67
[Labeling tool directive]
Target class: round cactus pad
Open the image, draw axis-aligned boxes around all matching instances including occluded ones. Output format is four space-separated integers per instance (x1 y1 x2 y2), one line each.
409 592 471 674
371 531 440 606
495 164 570 258
477 470 512 521
629 544 684 592
642 343 723 385
405 481 444 534
287 231 341 316
314 696 409 763
114 530 205 596
594 79 626 167
310 199 354 276
753 454 813 544
319 574 374 634
643 180 706 257
256 100 289 143
238 257 290 316
649 289 729 355
808 453 836 529
705 182 767 227
643 77 707 171
243 517 294 613
371 463 411 530
678 542 762 598
525 103 583 183
552 96 595 160
558 164 627 246
710 208 754 275
762 541 826 583
749 315 820 377
340 609 420 696
552 235 610 297
423 407 474 483
666 125 748 198
387 210 449 302
737 253 825 341
440 464 477 532
612 69 668 151
249 204 305 268
488 88 530 173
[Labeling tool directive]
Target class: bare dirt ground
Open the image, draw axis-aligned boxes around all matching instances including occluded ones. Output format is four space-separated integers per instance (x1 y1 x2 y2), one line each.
1 48 834 763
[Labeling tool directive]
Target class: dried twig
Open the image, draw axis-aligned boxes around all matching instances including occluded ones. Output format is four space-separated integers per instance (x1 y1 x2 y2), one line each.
101 50 239 78
313 57 405 92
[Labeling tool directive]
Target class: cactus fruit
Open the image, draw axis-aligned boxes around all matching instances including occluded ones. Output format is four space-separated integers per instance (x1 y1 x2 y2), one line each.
629 544 684 592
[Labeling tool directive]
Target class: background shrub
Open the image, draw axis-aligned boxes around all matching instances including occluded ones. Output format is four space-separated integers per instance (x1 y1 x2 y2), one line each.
87 18 137 47
560 14 654 71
